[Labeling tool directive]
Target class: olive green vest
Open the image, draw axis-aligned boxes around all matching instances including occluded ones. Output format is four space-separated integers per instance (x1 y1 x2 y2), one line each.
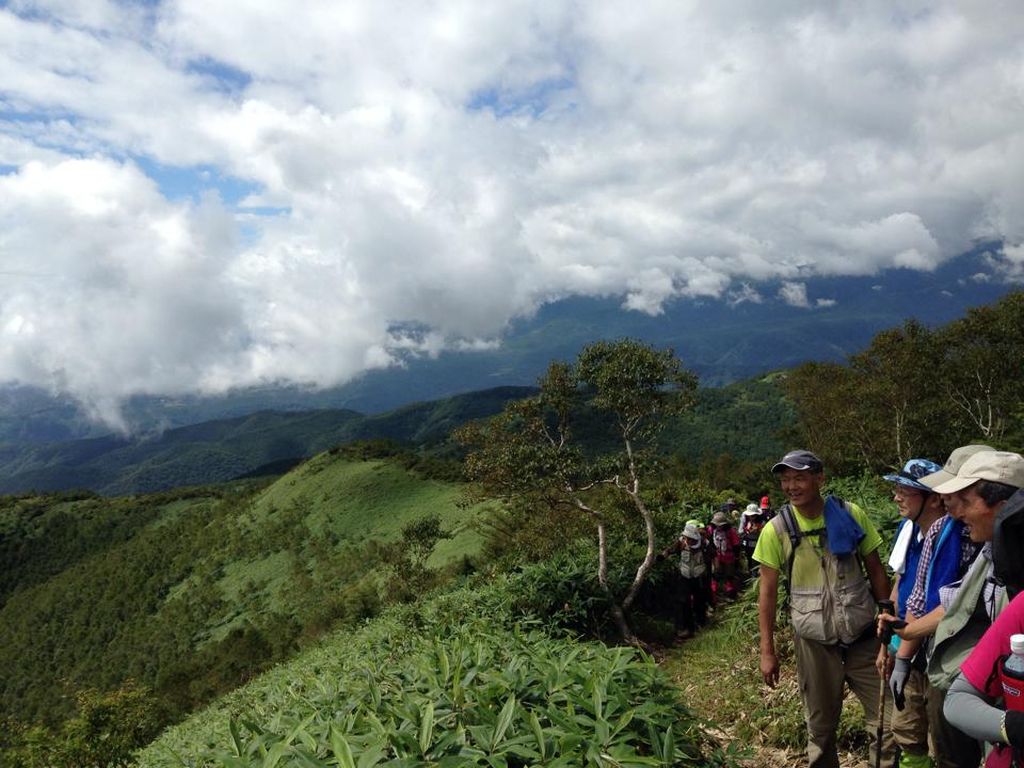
927 552 1009 691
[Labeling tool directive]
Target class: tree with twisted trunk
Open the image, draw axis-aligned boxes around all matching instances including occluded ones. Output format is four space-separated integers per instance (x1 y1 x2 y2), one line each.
456 339 697 644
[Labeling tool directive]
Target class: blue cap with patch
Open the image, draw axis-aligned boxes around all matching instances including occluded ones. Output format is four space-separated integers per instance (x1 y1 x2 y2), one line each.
883 458 943 493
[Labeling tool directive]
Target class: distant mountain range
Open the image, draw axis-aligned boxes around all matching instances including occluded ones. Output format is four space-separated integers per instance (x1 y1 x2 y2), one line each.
0 372 800 496
0 245 1015 448
0 387 534 496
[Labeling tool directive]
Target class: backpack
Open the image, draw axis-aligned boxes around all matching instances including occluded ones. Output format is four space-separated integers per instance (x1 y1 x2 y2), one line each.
994 489 1024 600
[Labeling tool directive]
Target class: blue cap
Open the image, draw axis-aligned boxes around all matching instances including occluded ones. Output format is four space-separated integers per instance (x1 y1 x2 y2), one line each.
883 458 943 493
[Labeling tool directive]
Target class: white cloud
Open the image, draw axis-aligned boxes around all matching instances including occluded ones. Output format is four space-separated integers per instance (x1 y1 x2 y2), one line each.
984 243 1024 283
727 283 764 306
778 282 811 309
2 1 1024 425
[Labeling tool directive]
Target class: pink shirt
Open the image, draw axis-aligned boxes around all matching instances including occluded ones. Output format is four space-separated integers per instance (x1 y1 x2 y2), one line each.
961 591 1024 697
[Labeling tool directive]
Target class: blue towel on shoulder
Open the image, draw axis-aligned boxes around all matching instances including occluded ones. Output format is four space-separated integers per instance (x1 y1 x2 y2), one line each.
824 495 864 556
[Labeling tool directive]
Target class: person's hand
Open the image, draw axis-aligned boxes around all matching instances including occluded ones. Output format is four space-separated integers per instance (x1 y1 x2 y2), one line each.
889 657 911 710
875 645 892 678
876 612 892 637
760 650 780 688
878 613 908 643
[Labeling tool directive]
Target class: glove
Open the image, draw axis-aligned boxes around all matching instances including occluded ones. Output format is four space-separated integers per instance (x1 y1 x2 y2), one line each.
1005 710 1024 747
889 657 911 711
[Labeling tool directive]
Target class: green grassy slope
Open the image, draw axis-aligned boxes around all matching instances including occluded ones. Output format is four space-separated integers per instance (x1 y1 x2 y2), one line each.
0 452 494 728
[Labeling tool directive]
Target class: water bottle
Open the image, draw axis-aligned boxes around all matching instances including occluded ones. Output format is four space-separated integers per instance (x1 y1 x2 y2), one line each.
1001 633 1024 712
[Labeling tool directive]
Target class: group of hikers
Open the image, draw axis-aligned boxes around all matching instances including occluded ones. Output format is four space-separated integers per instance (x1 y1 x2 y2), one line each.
661 446 1024 768
659 493 773 638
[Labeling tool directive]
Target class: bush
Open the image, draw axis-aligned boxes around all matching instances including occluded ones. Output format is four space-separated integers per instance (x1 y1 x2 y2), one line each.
142 585 728 768
504 540 619 639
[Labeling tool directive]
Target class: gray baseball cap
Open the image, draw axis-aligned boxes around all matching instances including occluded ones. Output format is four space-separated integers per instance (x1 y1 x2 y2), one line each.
771 449 823 474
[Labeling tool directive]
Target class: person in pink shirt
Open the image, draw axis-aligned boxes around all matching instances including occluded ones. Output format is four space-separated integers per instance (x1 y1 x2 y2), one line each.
943 488 1024 766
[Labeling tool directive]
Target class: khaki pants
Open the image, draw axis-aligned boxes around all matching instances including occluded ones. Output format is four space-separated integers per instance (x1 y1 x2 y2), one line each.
794 632 896 768
891 666 929 758
924 677 981 768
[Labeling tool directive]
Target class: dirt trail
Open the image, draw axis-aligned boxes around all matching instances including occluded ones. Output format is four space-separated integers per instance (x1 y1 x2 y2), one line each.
702 717 873 768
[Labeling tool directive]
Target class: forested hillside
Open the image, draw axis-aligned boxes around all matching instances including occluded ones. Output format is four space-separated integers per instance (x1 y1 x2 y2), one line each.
0 449 495 755
0 377 795 497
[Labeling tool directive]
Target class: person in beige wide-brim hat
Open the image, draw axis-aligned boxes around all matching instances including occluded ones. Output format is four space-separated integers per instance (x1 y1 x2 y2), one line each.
923 449 1024 768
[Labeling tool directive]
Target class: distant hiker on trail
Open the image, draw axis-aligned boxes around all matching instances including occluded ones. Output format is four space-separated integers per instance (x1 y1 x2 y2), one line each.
760 493 772 518
876 445 990 768
739 503 765 577
658 522 709 639
876 458 944 768
753 449 895 768
687 517 716 613
709 511 740 601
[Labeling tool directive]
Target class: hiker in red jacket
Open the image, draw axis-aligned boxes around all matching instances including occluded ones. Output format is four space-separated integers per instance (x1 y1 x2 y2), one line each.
709 510 741 600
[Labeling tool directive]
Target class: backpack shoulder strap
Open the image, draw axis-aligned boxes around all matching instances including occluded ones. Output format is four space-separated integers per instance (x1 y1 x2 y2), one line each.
773 503 802 592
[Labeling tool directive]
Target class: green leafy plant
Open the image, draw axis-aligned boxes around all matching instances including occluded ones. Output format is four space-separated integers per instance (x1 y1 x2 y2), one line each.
140 582 735 768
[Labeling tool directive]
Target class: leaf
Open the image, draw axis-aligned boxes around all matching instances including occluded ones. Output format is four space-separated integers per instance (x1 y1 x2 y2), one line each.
528 709 546 761
330 726 356 768
437 643 451 684
229 718 245 757
661 725 674 766
356 746 387 768
262 742 288 768
492 695 517 749
419 701 435 756
610 710 634 739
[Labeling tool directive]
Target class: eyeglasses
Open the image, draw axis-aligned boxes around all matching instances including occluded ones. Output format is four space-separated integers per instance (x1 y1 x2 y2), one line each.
893 487 925 499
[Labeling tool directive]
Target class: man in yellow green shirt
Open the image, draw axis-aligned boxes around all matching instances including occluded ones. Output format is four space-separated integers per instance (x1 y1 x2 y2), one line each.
753 449 894 768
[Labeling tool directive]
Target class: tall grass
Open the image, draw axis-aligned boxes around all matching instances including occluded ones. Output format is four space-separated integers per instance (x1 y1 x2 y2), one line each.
663 584 870 760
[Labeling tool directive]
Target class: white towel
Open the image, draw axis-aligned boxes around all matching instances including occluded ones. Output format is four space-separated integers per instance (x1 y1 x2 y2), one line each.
888 519 915 574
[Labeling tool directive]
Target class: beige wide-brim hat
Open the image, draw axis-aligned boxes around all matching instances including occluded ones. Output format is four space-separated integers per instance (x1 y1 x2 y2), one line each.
931 450 1024 495
920 444 994 489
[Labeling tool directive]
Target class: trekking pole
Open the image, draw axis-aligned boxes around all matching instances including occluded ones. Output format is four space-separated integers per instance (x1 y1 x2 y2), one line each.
875 669 886 768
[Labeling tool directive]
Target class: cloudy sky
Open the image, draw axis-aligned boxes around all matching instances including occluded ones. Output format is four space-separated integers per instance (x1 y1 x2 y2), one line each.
2 0 1023 425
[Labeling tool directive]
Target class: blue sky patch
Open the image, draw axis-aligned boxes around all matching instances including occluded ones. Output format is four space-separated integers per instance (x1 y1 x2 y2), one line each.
467 76 577 118
185 57 252 96
133 156 258 206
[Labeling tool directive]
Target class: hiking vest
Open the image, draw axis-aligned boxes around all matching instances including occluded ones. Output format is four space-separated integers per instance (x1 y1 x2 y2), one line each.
928 550 1010 691
922 516 970 615
678 542 706 579
773 501 875 645
895 518 925 618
